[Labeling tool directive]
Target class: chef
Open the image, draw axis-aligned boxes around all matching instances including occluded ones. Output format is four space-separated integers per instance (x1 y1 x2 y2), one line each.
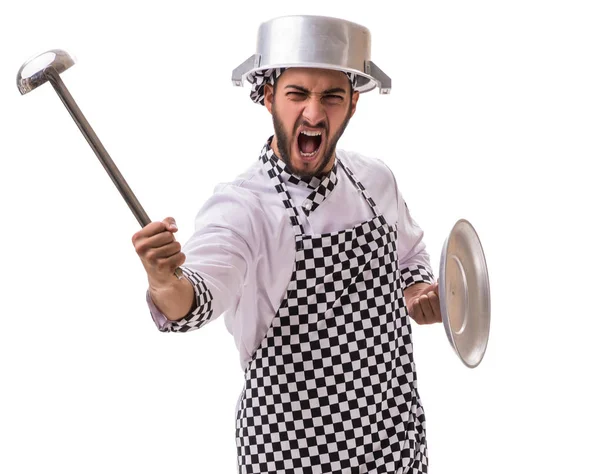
132 15 442 474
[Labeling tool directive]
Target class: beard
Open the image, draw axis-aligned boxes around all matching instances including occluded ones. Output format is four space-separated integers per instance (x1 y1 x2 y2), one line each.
271 100 353 178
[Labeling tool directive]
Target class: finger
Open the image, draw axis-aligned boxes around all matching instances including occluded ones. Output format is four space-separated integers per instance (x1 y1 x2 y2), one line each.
132 221 170 243
149 241 182 260
427 290 442 323
135 230 176 255
419 294 436 325
162 216 178 233
423 281 438 295
145 231 177 249
411 298 424 324
155 251 186 274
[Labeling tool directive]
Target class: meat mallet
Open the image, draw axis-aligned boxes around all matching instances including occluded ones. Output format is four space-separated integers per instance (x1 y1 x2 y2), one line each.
17 49 183 279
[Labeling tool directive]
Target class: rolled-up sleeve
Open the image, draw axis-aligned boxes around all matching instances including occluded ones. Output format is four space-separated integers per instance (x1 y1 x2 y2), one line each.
147 267 215 332
146 184 257 333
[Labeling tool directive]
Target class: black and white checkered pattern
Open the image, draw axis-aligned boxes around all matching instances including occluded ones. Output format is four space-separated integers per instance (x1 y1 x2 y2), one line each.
247 68 359 105
260 142 341 231
287 172 322 190
248 68 287 106
342 160 434 289
235 145 430 473
400 265 435 291
157 266 214 333
300 168 338 216
261 145 306 236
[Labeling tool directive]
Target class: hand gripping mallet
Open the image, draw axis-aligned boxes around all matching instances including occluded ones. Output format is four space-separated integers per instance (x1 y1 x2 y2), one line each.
17 49 183 279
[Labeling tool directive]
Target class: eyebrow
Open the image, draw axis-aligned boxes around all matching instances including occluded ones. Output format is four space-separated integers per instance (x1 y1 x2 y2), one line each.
284 85 348 95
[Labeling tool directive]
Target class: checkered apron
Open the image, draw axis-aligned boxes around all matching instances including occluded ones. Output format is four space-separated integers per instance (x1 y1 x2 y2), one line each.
235 148 428 474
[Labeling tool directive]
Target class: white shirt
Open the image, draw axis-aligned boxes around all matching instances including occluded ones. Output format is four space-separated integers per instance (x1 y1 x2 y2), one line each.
148 139 434 370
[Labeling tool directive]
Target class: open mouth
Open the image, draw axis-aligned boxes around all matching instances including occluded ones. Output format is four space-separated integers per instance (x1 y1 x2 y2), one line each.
297 130 323 158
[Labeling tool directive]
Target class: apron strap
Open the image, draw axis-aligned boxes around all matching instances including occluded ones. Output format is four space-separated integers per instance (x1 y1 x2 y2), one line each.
261 148 306 236
337 158 384 218
260 144 385 237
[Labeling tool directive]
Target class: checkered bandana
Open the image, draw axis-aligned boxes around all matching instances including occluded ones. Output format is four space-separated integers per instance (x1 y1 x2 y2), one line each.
234 141 433 473
248 68 359 105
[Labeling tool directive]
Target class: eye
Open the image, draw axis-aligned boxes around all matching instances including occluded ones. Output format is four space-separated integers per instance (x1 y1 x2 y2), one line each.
323 95 344 104
287 92 307 100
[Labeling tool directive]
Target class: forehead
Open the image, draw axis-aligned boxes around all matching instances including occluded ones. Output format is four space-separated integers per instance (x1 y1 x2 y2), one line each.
277 67 350 91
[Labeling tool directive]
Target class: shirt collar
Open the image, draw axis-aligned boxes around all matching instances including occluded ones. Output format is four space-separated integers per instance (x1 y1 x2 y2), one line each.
259 137 339 216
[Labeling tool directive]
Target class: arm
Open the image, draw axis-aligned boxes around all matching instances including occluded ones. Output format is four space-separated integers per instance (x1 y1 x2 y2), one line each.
387 169 440 325
395 205 441 325
394 194 435 289
148 276 195 322
146 265 217 333
397 215 442 325
133 187 255 333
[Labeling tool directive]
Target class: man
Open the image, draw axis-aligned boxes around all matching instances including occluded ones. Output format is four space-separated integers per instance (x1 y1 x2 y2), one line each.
133 15 441 474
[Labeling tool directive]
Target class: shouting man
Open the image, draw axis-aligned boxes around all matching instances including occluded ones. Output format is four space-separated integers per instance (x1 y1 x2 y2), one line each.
133 15 441 474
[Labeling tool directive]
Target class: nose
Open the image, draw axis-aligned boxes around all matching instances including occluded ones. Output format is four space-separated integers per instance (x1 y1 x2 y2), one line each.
302 96 327 127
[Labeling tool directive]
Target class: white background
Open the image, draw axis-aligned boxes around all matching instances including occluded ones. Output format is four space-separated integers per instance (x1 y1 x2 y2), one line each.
1 1 599 472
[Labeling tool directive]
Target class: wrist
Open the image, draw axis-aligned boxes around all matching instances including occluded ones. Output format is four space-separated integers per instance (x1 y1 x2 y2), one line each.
148 273 195 321
404 282 427 299
148 273 185 296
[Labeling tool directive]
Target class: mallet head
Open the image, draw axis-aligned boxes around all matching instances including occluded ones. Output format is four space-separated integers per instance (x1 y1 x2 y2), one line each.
17 49 75 95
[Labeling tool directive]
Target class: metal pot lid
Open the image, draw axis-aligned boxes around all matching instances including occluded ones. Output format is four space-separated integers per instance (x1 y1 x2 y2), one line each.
232 15 391 94
439 219 491 368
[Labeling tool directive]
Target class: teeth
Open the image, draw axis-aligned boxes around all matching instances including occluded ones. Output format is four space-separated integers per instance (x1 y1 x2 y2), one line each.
298 130 322 158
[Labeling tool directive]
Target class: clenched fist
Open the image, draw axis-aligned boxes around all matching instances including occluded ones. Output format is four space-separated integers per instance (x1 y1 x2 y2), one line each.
405 281 442 325
132 216 186 288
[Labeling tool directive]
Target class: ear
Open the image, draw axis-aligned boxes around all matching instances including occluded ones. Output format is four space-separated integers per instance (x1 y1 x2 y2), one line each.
350 91 360 118
264 84 274 114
